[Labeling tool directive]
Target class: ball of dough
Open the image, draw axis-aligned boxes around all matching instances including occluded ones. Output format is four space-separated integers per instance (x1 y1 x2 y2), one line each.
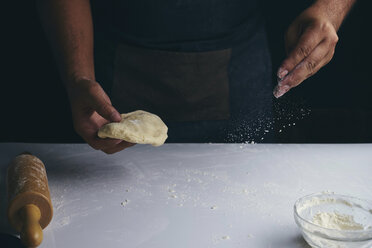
98 110 168 146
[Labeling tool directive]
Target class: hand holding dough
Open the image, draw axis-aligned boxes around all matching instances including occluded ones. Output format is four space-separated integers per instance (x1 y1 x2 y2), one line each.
98 110 168 146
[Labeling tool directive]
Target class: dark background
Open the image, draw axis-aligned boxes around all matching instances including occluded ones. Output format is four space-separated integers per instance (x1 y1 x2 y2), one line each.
1 0 371 143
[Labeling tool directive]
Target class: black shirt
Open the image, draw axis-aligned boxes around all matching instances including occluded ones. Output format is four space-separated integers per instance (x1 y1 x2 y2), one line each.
92 0 264 51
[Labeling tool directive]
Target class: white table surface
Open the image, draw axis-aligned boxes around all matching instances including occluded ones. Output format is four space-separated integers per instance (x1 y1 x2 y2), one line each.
1 143 371 248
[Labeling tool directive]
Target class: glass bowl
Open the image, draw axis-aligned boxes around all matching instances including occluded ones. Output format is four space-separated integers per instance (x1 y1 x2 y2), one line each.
294 193 372 248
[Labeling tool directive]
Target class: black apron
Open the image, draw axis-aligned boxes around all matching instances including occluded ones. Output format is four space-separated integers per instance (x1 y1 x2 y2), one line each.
111 44 231 122
92 1 273 143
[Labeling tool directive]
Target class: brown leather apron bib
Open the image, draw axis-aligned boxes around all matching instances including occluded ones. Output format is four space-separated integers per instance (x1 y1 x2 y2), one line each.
111 43 231 122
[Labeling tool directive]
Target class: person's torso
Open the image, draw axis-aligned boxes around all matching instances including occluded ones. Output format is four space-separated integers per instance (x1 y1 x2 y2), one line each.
92 0 272 136
92 0 263 51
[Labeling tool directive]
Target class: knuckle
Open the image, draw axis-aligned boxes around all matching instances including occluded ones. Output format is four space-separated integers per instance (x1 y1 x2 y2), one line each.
320 21 334 33
325 32 339 45
331 33 339 44
305 60 317 74
298 46 312 58
98 103 114 116
322 23 339 42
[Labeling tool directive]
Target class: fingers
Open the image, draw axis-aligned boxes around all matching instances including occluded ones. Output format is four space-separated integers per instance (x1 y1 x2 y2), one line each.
278 25 324 79
69 79 126 152
86 135 135 154
274 18 339 98
89 137 123 150
78 125 134 154
79 130 121 149
274 39 335 98
86 82 122 122
101 142 135 154
274 20 339 98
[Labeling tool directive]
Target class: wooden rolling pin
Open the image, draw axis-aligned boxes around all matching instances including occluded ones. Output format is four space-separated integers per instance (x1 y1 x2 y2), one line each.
7 153 53 247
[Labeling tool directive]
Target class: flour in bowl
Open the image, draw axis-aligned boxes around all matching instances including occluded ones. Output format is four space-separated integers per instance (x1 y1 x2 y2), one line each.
312 211 364 230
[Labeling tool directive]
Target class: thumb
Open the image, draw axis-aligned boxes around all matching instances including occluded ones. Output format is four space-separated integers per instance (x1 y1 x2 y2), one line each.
88 90 121 122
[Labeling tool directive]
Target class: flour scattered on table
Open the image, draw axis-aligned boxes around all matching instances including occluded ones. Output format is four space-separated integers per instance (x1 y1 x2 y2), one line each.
57 216 71 227
121 199 130 207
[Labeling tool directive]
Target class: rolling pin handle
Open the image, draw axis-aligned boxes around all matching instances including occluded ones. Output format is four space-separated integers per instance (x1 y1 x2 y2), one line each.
19 204 43 248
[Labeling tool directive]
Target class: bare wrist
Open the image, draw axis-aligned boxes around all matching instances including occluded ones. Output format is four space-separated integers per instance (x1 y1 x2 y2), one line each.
311 0 356 30
65 76 96 99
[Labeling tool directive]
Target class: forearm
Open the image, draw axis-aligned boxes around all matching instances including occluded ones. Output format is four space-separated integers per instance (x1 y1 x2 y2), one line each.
36 0 95 86
311 0 357 30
